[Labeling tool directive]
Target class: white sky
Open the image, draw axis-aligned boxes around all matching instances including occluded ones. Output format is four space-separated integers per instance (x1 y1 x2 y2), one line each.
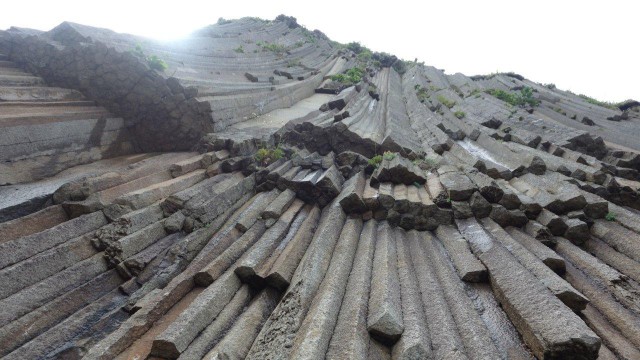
2 0 637 102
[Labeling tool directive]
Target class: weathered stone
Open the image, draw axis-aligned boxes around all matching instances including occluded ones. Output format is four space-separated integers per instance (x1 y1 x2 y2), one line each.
0 211 106 269
435 225 487 282
537 209 568 237
466 171 504 203
393 229 432 359
338 171 367 213
287 219 362 359
528 156 546 175
235 200 305 288
265 206 321 290
480 246 600 359
451 201 473 219
203 288 281 360
506 227 565 274
563 217 590 244
482 218 588 311
371 156 426 186
261 189 296 219
489 205 528 228
150 271 241 359
469 191 492 218
524 220 552 242
439 171 476 201
368 222 404 344
326 220 375 359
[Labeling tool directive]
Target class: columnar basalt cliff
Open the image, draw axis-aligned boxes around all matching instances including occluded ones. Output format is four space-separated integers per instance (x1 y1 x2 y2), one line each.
1 15 640 360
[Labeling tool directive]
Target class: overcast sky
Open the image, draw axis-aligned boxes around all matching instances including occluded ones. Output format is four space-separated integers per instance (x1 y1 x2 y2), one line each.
2 0 637 102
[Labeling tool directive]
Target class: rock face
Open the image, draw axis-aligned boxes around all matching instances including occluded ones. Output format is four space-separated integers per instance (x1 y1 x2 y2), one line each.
3 15 640 360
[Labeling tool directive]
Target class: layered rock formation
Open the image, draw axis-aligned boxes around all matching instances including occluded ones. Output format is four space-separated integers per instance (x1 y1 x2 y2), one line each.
1 15 640 360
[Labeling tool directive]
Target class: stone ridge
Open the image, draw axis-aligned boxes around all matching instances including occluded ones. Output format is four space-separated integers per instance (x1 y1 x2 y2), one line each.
1 15 640 360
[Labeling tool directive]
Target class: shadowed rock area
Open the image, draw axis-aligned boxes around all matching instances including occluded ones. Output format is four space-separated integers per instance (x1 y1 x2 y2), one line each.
2 14 640 360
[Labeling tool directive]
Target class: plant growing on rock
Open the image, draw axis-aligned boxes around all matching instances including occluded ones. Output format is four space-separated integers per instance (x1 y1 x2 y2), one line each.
255 147 285 166
415 86 429 103
605 212 616 221
382 151 396 161
234 45 244 53
413 156 438 170
578 94 621 110
368 155 383 168
437 95 456 109
330 67 364 85
259 41 288 55
147 55 168 72
487 87 539 107
454 111 466 119
131 44 168 72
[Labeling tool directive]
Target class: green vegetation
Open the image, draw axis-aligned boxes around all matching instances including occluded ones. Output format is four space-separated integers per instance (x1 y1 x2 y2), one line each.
578 94 621 110
286 58 302 68
383 151 396 161
331 67 365 85
234 45 244 53
413 156 438 170
392 59 409 75
486 87 540 107
357 49 372 62
147 55 168 72
255 147 285 166
451 85 464 98
605 212 616 222
454 111 466 119
415 85 429 103
467 89 482 97
346 42 366 54
368 155 383 168
132 44 168 72
437 95 456 109
256 41 288 54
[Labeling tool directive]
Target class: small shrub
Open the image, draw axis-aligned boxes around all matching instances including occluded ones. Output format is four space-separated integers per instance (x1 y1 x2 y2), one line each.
578 94 621 110
416 86 429 103
424 157 438 168
346 42 366 54
383 151 396 161
217 17 232 25
255 147 285 166
454 111 466 119
147 55 168 72
486 87 539 107
234 45 244 53
368 155 383 168
331 67 364 85
259 41 287 54
357 49 372 62
467 89 481 98
605 212 616 221
413 157 438 170
286 58 301 68
437 95 456 109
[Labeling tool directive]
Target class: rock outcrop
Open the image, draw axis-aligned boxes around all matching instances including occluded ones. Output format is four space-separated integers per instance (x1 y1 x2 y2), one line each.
2 15 640 360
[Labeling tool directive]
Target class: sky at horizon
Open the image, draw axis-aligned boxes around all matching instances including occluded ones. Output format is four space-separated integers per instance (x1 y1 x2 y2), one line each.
1 0 637 102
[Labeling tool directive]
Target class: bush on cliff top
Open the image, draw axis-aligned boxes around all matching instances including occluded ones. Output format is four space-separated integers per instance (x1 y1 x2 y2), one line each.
487 87 539 107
